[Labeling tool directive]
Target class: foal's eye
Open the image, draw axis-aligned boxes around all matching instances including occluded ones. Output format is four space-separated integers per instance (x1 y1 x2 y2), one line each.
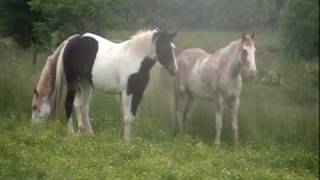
32 106 36 110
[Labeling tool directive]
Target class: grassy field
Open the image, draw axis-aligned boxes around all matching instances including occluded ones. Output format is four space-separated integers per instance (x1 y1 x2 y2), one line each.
0 29 319 179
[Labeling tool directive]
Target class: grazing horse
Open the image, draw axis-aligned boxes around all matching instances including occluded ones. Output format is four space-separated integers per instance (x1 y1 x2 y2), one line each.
32 29 177 140
174 33 257 145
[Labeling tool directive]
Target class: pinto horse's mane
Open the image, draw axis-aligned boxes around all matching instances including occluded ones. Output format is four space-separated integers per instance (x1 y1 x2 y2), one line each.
123 29 156 55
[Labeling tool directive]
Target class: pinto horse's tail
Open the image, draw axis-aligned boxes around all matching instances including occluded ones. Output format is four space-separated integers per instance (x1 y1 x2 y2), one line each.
52 34 80 120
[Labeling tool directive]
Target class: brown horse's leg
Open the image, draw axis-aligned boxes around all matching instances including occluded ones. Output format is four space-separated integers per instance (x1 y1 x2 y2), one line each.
182 97 195 132
214 96 224 145
227 96 240 146
174 83 189 136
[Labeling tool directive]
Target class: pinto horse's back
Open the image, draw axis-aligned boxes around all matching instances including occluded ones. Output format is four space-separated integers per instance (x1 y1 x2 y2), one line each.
63 35 99 85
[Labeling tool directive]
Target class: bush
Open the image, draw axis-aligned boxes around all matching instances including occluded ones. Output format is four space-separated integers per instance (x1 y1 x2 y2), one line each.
280 0 319 60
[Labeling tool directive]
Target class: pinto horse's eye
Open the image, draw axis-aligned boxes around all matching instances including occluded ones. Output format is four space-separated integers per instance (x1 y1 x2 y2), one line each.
32 105 36 111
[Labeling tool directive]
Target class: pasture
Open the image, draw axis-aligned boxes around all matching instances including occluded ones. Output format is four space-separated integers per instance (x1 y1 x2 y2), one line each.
0 29 319 179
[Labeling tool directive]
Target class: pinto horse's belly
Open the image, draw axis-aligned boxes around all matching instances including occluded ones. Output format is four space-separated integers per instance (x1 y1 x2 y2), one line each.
92 64 121 93
91 51 123 93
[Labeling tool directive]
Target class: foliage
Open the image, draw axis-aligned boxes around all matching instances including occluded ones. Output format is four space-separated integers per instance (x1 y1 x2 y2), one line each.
128 0 286 29
0 0 128 50
280 0 319 60
29 0 128 47
0 0 44 49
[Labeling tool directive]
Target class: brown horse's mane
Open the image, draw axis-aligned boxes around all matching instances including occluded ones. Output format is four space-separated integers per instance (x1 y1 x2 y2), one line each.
35 42 65 98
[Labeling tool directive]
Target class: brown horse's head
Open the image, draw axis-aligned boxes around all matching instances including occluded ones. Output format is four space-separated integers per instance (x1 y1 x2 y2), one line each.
32 87 51 124
240 33 257 77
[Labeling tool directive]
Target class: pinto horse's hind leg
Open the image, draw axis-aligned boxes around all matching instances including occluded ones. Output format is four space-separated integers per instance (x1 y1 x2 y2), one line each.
80 83 93 134
73 86 85 132
67 111 76 134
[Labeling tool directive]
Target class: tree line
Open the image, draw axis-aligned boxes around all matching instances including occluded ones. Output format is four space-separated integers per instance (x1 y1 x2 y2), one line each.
0 0 318 62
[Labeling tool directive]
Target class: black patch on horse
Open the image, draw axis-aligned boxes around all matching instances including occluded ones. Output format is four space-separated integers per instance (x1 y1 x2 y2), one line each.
153 31 176 74
127 57 156 116
63 34 98 118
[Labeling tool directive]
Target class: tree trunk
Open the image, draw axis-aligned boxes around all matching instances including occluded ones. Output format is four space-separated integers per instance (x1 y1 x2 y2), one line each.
32 45 38 66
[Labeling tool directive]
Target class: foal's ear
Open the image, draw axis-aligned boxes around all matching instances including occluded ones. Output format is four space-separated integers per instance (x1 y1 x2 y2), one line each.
34 88 39 97
251 32 255 39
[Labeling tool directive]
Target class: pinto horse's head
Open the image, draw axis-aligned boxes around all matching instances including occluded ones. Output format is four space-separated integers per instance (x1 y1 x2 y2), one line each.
152 29 177 75
31 88 51 124
240 33 257 77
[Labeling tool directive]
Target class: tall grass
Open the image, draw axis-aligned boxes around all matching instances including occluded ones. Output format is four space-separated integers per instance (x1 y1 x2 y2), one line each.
0 29 318 179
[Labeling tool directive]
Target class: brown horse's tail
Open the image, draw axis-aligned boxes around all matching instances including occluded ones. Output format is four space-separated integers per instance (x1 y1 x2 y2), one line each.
51 34 80 120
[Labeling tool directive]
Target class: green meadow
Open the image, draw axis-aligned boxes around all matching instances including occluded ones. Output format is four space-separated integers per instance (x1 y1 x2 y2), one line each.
0 29 318 179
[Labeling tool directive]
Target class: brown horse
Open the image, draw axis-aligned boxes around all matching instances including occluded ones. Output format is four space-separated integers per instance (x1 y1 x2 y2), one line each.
174 33 257 145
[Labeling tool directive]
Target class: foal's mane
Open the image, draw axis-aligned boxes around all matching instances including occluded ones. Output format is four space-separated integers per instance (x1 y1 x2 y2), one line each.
123 30 156 55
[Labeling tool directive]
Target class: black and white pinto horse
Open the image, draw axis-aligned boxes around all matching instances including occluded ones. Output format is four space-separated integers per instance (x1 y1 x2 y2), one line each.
32 29 177 140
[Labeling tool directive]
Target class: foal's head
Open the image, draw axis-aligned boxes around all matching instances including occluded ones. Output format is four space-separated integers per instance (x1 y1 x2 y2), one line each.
240 33 257 77
152 29 177 75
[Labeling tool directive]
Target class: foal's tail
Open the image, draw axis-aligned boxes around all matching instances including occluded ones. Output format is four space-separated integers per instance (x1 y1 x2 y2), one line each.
52 34 80 120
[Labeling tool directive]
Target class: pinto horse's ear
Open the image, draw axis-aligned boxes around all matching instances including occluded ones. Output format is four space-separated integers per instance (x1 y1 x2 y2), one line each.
34 88 39 97
169 31 178 39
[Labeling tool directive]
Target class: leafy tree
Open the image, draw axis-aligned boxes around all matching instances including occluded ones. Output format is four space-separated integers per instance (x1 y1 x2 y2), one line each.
280 0 319 60
0 0 128 64
29 0 128 45
0 0 44 51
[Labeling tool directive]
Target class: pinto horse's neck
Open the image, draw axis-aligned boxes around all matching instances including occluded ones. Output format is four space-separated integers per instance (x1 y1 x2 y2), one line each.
122 30 155 59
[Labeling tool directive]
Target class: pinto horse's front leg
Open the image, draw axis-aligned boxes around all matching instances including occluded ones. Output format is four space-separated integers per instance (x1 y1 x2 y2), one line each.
121 92 135 141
